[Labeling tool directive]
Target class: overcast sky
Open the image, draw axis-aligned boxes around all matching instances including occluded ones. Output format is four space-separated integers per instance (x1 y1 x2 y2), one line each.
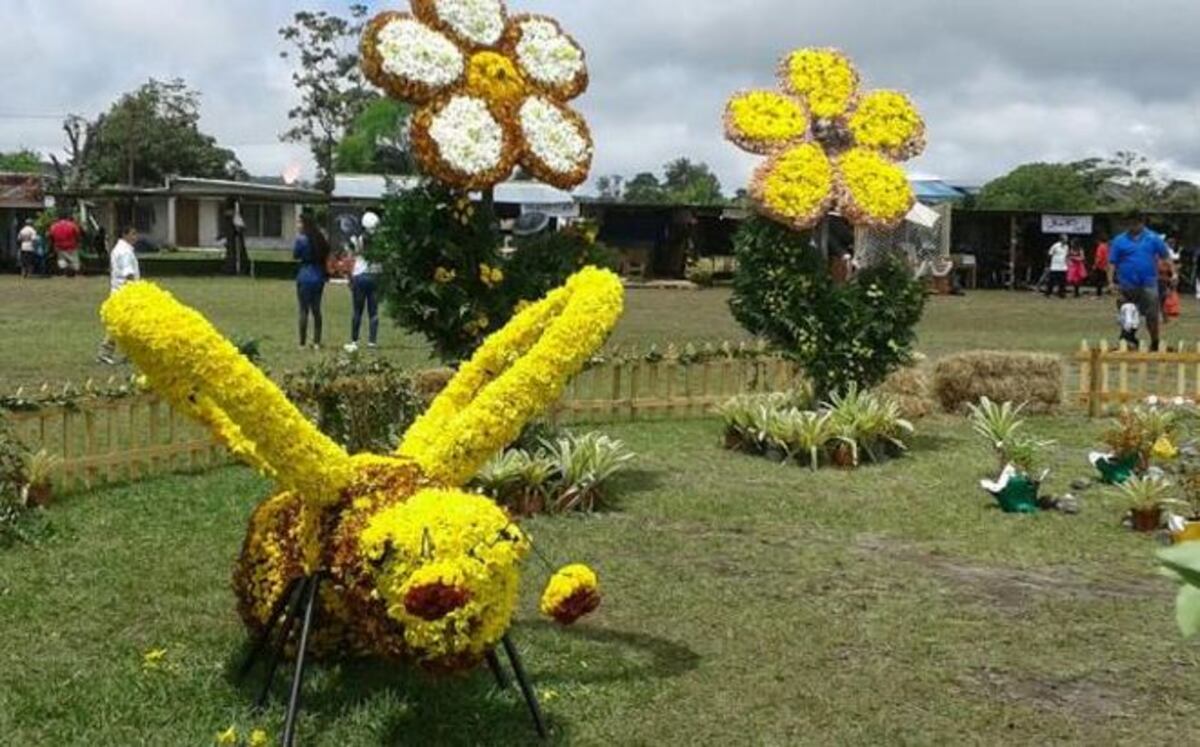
3 0 1199 192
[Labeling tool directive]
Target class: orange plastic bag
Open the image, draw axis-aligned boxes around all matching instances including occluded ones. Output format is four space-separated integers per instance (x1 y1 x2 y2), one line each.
1165 289 1182 319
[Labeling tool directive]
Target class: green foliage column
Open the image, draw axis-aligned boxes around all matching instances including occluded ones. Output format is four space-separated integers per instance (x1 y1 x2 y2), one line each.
729 216 926 398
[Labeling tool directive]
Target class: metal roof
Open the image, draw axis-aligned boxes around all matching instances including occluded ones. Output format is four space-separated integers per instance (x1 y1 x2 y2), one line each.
332 174 575 205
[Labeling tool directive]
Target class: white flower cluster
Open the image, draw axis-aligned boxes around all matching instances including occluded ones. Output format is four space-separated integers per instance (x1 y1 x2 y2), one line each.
520 97 589 175
514 19 584 87
434 0 505 47
378 17 464 86
429 96 505 176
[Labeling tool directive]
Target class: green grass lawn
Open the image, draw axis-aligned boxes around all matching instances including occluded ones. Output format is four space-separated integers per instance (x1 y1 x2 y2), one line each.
2 416 1198 744
6 273 1200 388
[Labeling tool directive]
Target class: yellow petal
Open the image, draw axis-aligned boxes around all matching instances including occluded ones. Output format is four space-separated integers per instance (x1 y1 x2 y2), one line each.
724 90 808 154
750 143 835 230
835 147 915 229
780 48 858 119
848 90 926 160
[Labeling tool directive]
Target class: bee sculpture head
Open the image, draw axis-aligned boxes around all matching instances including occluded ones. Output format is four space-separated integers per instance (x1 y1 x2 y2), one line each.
100 267 623 668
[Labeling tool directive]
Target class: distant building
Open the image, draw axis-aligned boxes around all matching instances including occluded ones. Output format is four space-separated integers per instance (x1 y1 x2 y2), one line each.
0 172 50 266
53 177 325 251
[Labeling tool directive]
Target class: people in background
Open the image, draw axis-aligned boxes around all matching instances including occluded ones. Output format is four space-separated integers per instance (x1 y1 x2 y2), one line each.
1108 212 1170 352
1118 295 1141 349
345 212 382 353
1161 235 1181 319
48 213 83 277
1066 239 1088 297
17 218 37 279
1091 233 1110 297
1045 234 1069 298
294 212 330 349
97 226 141 365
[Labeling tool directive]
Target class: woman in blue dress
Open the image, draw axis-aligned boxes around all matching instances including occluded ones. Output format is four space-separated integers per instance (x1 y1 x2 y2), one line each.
294 213 330 349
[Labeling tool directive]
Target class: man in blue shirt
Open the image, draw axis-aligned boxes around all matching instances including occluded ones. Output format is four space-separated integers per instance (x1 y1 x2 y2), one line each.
1108 212 1170 351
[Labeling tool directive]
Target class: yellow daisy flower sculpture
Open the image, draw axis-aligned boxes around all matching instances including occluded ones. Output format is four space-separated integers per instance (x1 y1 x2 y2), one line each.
361 0 593 190
100 266 622 672
724 47 926 231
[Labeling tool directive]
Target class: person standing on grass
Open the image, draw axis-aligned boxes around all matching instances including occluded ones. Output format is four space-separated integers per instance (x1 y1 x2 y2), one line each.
48 213 83 277
1092 233 1110 297
97 226 140 365
344 212 382 353
294 212 330 350
1108 212 1170 352
17 218 37 279
1045 234 1069 298
1066 239 1088 297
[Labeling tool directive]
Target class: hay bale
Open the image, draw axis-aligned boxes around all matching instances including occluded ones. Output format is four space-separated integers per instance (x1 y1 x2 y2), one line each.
411 367 455 404
877 365 935 420
933 351 1063 414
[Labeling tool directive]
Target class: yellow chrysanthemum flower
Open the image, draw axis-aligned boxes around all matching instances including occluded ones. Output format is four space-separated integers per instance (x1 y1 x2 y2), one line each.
215 726 238 746
248 730 270 747
540 563 600 625
724 47 926 230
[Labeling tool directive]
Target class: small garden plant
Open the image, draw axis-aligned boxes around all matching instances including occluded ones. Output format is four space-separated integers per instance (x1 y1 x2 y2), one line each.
717 386 913 470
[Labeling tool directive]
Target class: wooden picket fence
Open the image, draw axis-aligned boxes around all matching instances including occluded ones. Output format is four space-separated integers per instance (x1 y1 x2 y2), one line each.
4 395 227 492
1073 340 1200 416
1 341 795 492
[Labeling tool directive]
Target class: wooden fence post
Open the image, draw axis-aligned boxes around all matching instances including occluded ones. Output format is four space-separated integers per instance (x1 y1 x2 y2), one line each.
1088 346 1103 418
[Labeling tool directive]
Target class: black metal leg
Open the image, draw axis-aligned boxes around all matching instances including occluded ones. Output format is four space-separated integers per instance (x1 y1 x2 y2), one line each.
501 634 548 740
256 576 311 710
238 577 301 682
485 649 510 690
282 574 321 747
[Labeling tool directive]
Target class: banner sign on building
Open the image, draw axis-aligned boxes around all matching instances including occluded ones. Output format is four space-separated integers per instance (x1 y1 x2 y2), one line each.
1042 214 1093 235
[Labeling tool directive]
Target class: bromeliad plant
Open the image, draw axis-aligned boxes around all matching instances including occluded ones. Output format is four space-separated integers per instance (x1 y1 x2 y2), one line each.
968 398 1056 513
473 431 634 514
717 386 913 470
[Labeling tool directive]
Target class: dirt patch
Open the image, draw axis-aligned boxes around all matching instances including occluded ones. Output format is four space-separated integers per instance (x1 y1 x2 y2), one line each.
854 534 1163 613
962 667 1135 720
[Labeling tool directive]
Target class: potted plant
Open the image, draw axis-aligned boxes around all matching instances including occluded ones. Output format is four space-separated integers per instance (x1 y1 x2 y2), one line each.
967 397 1027 471
1094 406 1178 483
1117 475 1176 533
20 449 60 508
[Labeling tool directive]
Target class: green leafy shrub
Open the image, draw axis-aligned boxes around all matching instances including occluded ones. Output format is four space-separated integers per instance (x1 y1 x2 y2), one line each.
966 397 1055 476
472 431 635 515
282 355 423 454
371 183 617 362
1159 543 1200 637
729 216 926 399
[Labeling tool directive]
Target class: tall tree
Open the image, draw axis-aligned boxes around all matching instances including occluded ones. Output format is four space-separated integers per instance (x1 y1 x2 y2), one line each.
1102 150 1165 210
280 5 374 192
976 162 1097 211
0 150 41 173
83 78 244 186
662 158 724 205
623 172 666 203
334 98 413 175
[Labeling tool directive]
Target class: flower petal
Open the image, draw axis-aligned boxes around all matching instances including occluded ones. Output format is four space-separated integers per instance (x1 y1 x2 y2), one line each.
750 143 835 231
361 12 465 103
413 0 507 49
502 14 589 101
724 90 809 155
517 97 593 190
410 95 518 189
848 90 926 160
835 147 915 229
779 48 859 120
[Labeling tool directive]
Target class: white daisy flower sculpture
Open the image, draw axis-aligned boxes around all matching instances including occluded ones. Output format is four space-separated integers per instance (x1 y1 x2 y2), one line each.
362 0 593 191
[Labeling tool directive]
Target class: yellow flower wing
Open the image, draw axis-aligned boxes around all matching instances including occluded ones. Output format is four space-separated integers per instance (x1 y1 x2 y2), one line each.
848 90 926 161
397 267 624 486
779 48 859 120
834 147 916 230
723 90 809 155
100 283 353 505
750 142 836 231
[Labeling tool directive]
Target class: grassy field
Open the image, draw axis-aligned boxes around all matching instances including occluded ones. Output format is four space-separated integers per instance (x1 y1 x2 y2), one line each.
5 273 1200 388
2 416 1198 744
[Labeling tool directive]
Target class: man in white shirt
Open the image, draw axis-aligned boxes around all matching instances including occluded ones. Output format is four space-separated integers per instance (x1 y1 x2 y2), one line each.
1045 234 1069 298
97 226 141 365
17 218 37 278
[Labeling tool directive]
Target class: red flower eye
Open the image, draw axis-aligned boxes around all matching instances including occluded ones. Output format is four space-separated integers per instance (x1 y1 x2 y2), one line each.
403 582 472 621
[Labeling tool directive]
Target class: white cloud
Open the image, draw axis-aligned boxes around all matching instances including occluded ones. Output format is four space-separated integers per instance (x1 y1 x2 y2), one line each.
2 0 1199 191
